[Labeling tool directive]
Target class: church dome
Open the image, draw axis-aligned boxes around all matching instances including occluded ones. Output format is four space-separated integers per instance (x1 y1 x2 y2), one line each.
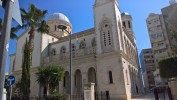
48 13 70 23
121 12 130 15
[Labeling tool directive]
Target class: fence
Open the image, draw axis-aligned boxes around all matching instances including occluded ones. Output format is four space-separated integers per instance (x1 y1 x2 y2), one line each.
11 91 110 100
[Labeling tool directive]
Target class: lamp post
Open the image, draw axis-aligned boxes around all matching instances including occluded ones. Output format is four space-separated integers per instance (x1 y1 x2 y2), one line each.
58 25 72 100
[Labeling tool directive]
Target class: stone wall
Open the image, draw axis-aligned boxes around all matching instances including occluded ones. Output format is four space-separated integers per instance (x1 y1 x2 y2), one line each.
168 79 177 100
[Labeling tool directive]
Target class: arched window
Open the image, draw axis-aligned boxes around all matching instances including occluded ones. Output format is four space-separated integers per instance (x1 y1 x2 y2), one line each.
123 21 126 28
79 40 86 49
88 67 96 83
128 21 131 28
72 44 76 51
100 20 113 52
60 46 66 54
63 71 69 93
102 24 112 46
109 71 113 84
75 69 82 93
55 25 57 31
51 48 56 55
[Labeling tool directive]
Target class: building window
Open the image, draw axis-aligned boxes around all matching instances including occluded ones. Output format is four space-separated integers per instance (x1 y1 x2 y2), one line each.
100 19 113 52
128 21 131 28
79 40 86 49
123 21 126 28
109 71 113 84
102 23 112 47
52 38 54 41
60 46 66 54
106 91 110 100
103 32 106 46
72 44 76 51
51 48 56 55
108 31 111 45
55 25 57 31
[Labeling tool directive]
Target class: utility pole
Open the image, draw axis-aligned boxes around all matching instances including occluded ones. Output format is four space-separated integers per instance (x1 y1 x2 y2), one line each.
0 0 14 99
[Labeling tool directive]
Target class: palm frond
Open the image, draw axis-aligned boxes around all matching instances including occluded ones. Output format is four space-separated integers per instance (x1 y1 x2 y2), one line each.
37 20 49 34
36 65 64 91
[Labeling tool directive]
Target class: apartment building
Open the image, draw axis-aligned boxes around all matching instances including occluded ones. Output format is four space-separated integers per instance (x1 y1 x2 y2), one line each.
146 1 177 86
140 49 156 91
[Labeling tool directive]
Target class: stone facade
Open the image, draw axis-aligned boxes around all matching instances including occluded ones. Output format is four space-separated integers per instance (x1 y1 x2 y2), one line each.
10 0 143 99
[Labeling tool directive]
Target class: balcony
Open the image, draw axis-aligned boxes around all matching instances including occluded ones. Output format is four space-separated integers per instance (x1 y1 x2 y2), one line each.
154 52 168 59
43 47 96 64
153 44 167 51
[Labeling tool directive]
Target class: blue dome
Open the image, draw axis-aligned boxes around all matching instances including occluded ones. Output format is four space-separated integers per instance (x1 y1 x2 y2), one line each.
48 13 70 23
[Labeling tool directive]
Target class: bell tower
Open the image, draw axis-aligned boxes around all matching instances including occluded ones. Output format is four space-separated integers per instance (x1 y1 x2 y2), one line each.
95 0 112 6
94 0 124 54
121 12 135 39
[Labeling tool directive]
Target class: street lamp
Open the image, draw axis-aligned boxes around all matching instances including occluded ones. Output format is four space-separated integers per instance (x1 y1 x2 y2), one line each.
58 25 72 100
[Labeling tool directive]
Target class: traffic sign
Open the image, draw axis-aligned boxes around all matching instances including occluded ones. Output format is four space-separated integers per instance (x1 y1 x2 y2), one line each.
0 0 22 26
7 75 15 86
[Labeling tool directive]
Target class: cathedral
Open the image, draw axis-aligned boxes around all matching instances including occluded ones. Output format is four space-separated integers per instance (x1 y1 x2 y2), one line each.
10 0 144 99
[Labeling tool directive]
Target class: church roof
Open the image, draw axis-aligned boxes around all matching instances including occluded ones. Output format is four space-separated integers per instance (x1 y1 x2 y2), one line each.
50 28 95 45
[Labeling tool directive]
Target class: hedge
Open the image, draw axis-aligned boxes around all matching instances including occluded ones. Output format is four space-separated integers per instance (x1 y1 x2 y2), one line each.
158 56 177 79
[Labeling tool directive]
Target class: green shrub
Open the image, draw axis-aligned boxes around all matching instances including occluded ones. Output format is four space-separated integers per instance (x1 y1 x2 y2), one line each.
46 92 65 100
158 56 177 79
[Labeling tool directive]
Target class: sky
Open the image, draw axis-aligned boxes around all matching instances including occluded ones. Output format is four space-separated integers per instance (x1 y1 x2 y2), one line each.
0 0 170 72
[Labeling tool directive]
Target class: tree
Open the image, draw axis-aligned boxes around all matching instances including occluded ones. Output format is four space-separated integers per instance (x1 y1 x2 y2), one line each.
158 56 177 79
36 65 64 96
13 4 49 98
0 18 18 39
18 4 49 50
20 39 31 100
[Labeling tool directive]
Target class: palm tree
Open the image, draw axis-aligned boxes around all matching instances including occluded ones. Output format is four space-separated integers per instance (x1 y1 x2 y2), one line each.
36 65 64 96
14 4 49 99
0 18 18 39
18 4 49 49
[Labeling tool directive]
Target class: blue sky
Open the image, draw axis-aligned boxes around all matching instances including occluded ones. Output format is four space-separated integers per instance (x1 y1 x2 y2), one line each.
0 0 170 72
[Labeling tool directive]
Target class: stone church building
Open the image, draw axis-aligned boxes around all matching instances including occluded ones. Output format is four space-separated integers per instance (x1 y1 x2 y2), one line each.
10 0 144 99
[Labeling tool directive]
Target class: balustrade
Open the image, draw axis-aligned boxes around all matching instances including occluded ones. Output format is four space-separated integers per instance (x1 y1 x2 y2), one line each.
43 47 96 64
